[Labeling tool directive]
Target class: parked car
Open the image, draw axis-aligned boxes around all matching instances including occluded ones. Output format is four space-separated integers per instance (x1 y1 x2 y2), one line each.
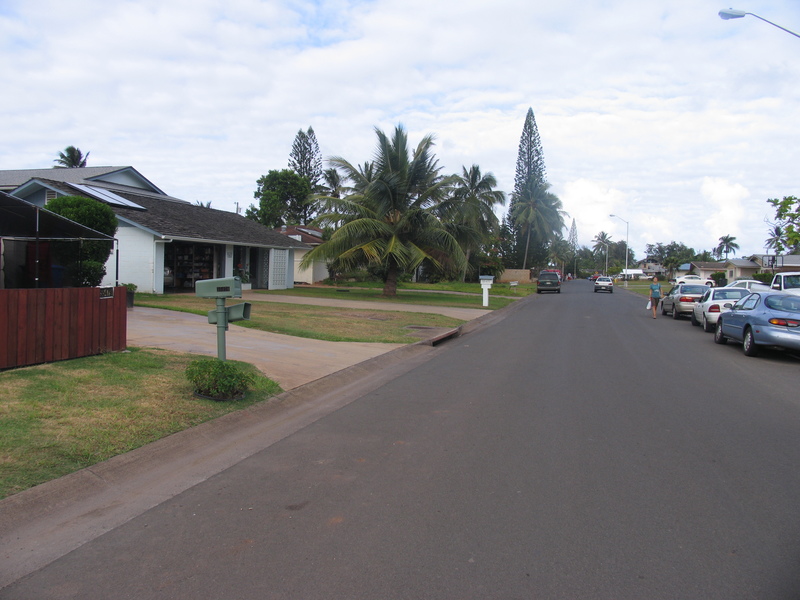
769 272 800 297
537 271 561 293
691 287 750 332
714 292 800 357
728 279 772 292
661 284 708 319
676 274 714 286
594 276 614 293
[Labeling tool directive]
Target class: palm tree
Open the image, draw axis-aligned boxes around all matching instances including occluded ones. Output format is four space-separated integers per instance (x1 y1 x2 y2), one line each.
510 181 566 270
592 231 612 254
715 235 740 260
548 237 571 275
765 224 785 253
439 164 506 282
301 126 465 297
54 146 89 168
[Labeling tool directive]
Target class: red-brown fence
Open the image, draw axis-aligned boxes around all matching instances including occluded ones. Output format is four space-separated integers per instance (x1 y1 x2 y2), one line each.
0 287 127 370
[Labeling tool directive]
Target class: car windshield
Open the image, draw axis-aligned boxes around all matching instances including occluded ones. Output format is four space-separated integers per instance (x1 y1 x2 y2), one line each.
681 285 707 294
714 289 748 301
766 295 800 313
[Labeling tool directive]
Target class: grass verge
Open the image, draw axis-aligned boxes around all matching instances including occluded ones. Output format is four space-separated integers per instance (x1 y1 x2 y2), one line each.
135 294 467 343
0 348 282 500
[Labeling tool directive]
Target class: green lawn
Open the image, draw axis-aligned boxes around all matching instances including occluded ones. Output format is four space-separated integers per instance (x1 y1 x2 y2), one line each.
135 294 466 343
0 348 282 500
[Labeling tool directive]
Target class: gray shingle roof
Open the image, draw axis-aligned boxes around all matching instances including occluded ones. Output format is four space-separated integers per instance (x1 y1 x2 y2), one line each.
32 178 309 250
0 167 138 189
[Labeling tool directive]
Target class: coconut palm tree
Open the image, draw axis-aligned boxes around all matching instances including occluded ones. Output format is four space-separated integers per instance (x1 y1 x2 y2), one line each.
54 146 89 168
592 231 613 254
301 126 465 296
510 181 566 270
715 234 740 260
439 165 506 282
765 224 785 253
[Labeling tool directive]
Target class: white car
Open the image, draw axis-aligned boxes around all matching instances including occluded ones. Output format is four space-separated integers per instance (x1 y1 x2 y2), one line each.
691 286 751 332
676 274 714 286
728 279 771 292
594 276 614 293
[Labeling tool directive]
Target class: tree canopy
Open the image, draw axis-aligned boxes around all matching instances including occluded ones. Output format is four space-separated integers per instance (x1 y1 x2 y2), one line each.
54 146 89 168
246 169 312 227
301 125 465 296
44 195 117 286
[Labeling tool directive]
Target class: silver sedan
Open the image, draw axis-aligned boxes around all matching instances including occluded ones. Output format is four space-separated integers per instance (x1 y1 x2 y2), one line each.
661 284 708 320
691 287 750 332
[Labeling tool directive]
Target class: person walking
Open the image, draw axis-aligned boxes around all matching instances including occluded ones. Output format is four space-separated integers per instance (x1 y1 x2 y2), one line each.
649 277 663 319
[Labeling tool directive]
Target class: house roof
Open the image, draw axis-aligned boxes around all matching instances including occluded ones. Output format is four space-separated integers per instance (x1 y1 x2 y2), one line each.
724 259 760 268
0 191 114 241
0 166 164 194
691 261 726 270
276 225 324 245
21 179 308 249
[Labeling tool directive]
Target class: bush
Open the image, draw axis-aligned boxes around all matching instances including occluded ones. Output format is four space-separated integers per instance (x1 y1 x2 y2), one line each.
752 272 773 285
185 359 254 400
710 271 726 286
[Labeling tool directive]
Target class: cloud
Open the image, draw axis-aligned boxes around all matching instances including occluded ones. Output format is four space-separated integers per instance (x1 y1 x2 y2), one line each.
1 0 798 260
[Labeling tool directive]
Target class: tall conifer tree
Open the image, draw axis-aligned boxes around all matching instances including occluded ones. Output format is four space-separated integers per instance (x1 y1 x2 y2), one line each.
288 126 323 223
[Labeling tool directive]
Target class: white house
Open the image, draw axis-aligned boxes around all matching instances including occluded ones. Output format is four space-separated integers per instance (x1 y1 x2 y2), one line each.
1 167 309 293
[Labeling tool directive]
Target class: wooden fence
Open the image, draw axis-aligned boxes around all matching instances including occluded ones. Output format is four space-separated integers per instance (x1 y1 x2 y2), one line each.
0 287 127 370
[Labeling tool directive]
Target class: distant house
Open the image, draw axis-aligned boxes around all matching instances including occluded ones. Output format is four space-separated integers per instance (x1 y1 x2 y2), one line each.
637 259 665 278
1 167 309 293
756 254 800 273
687 261 726 281
276 225 328 284
721 258 761 282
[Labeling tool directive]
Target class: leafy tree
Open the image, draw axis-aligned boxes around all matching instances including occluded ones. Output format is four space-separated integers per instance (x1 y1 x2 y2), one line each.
510 181 565 270
195 200 212 208
439 164 505 281
54 146 89 168
247 169 312 227
767 196 800 253
45 195 117 286
301 125 465 297
715 234 740 260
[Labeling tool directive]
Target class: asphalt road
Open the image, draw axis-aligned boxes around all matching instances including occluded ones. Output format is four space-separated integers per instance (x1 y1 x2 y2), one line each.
4 280 800 599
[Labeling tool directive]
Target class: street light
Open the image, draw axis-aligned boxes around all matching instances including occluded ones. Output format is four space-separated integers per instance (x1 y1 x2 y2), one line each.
719 8 800 39
610 214 629 288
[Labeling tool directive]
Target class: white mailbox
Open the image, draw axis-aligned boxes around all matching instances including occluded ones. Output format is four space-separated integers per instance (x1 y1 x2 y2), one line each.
479 275 494 307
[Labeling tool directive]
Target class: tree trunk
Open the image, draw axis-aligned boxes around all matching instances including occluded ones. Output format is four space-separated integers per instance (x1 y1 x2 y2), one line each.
383 264 399 297
460 249 472 283
521 228 531 270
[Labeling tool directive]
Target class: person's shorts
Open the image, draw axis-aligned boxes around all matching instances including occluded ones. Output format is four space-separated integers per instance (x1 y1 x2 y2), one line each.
650 297 660 306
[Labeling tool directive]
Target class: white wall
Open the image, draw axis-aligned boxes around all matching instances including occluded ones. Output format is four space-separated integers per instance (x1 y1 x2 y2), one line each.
293 248 327 284
101 223 156 292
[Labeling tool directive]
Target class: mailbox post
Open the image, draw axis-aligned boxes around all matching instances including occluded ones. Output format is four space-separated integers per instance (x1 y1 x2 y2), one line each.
195 277 251 360
479 275 494 307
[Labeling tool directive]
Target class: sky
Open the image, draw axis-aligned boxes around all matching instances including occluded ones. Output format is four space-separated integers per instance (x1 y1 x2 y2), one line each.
2 0 799 261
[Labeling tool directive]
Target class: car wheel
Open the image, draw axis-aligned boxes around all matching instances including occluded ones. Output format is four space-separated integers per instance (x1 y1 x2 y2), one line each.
691 311 699 326
557 289 561 293
661 302 667 316
537 290 541 294
672 305 681 319
703 314 714 333
742 328 760 357
714 321 728 345
610 289 613 293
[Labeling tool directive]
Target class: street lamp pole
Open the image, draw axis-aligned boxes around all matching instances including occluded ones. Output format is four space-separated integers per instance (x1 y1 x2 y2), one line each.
719 8 800 39
610 214 629 288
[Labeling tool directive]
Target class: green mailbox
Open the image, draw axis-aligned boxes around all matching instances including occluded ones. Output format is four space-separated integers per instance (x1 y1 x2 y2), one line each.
195 277 249 360
195 276 242 299
207 302 251 324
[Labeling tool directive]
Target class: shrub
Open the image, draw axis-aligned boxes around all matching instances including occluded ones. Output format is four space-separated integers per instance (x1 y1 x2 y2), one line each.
185 359 254 400
710 271 726 286
752 272 773 285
